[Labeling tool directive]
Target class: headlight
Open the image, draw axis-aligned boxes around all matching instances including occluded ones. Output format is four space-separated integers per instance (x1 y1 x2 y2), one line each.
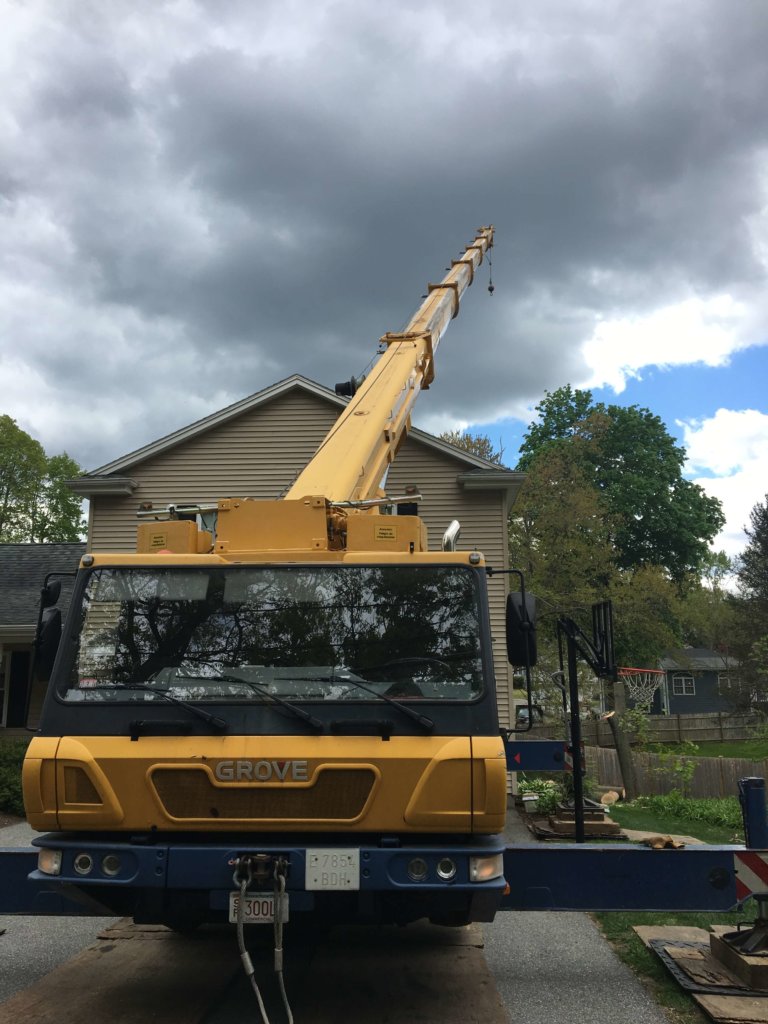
38 849 62 876
436 857 457 881
74 852 94 876
469 853 503 882
407 857 429 882
101 854 121 877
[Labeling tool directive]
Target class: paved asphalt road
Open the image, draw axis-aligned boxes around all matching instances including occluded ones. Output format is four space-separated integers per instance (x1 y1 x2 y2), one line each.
483 913 669 1024
481 810 670 1024
0 819 672 1022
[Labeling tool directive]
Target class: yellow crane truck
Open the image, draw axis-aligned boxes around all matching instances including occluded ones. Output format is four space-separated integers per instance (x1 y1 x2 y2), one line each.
23 226 519 931
14 227 768 984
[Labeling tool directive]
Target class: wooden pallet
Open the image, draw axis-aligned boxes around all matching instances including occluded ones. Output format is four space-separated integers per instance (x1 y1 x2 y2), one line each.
526 816 625 840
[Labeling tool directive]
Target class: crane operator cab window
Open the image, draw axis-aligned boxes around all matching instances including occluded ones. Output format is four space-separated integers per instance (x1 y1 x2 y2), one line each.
60 565 486 706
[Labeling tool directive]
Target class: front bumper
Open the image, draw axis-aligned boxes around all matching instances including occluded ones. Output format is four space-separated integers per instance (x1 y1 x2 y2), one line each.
30 834 507 925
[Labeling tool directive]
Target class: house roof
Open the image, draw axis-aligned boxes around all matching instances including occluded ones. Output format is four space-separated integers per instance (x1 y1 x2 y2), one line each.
67 375 524 498
660 648 740 672
0 543 85 629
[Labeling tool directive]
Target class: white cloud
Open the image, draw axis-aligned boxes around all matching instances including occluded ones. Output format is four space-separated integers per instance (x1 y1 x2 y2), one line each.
581 294 750 393
2 0 768 474
681 408 768 559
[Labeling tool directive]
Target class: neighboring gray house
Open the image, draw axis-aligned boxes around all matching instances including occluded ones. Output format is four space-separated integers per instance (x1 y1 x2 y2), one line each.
0 543 85 732
653 648 744 715
67 374 525 728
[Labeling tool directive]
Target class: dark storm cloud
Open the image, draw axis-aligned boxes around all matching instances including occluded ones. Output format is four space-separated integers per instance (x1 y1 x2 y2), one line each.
2 0 768 466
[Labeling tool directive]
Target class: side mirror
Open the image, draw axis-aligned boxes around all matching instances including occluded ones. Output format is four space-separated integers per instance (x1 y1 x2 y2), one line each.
506 592 537 667
515 703 543 726
41 579 62 608
36 607 62 678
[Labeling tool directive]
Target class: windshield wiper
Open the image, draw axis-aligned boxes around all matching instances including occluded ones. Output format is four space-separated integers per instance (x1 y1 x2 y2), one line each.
91 683 228 732
330 675 434 733
177 673 324 733
268 671 435 733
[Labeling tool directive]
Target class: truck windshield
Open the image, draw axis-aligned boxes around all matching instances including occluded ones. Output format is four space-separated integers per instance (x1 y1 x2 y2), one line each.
62 565 485 704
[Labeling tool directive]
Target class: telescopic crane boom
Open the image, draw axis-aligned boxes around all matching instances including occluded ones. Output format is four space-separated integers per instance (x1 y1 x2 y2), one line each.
286 226 494 504
161 226 496 557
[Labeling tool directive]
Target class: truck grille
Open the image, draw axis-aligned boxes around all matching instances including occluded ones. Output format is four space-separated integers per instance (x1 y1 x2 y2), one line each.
151 767 375 821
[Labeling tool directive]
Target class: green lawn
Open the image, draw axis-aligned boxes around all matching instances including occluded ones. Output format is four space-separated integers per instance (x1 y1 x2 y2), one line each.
650 739 768 760
610 803 742 844
593 805 748 1024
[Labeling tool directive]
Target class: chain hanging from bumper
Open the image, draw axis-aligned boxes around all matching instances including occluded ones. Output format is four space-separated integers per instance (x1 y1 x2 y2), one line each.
232 855 293 1024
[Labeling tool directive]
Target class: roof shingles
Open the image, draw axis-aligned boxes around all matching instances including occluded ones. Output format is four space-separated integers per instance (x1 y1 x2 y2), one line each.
0 543 85 626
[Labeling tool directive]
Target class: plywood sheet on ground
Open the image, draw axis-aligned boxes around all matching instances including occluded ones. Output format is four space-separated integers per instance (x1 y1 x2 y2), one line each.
527 818 627 840
293 922 507 1024
547 818 622 836
694 994 768 1023
634 925 712 947
0 926 239 1024
623 829 703 845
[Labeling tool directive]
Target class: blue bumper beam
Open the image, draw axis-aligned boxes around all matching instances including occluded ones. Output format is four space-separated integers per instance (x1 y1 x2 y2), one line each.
0 848 109 916
3 840 757 917
502 843 743 912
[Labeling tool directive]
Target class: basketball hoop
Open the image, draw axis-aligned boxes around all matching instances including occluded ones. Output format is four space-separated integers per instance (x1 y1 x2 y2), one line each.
618 666 665 711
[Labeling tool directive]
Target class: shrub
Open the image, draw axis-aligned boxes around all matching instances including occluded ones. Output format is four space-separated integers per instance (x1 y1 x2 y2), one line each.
0 739 30 818
631 793 742 831
651 741 699 797
518 777 562 815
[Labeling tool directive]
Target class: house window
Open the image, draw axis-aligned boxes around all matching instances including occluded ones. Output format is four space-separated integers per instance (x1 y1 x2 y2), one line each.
672 673 695 696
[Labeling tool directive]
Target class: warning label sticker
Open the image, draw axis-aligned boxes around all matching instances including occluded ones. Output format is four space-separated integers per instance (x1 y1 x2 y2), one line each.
374 524 397 541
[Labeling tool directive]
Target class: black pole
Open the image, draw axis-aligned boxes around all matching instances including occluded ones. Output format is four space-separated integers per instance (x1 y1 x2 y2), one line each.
565 625 585 843
740 777 768 849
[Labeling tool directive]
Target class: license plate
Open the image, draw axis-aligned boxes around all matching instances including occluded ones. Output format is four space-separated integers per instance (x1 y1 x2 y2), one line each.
228 891 289 924
306 848 360 890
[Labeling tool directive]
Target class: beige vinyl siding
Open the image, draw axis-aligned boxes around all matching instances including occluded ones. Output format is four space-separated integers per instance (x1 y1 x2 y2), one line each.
87 385 512 725
90 390 339 551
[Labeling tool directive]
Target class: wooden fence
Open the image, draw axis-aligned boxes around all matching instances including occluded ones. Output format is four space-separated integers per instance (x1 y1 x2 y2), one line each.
585 745 766 800
528 711 760 747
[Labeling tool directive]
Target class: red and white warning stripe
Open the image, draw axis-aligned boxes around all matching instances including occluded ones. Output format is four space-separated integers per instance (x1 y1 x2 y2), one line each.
734 852 768 901
563 741 585 774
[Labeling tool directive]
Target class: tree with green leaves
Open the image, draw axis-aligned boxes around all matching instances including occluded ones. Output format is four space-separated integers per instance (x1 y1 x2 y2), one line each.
0 415 46 540
676 551 737 652
737 495 768 606
439 430 504 465
516 386 724 580
508 446 615 622
0 415 85 542
508 448 684 668
609 565 682 668
732 495 768 696
516 386 595 463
